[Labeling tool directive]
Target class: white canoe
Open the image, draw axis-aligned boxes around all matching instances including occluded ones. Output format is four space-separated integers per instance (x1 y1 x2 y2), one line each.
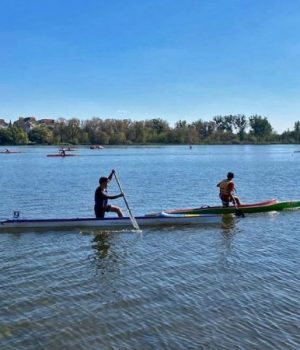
0 213 222 230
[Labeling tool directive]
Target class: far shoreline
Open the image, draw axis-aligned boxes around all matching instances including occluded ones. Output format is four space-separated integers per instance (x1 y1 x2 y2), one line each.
1 142 300 147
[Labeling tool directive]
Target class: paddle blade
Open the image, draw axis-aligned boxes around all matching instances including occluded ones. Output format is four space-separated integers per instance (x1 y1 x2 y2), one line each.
235 209 245 218
129 215 140 230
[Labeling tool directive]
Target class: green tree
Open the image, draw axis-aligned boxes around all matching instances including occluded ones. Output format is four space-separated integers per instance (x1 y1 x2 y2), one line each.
78 131 90 144
144 118 169 134
213 116 227 132
192 120 216 142
223 115 235 133
0 126 28 144
53 119 67 143
143 118 170 143
134 121 146 143
9 126 28 144
29 127 53 144
0 128 13 144
65 118 81 144
293 121 300 142
233 114 248 141
110 132 126 144
249 115 273 141
172 120 189 143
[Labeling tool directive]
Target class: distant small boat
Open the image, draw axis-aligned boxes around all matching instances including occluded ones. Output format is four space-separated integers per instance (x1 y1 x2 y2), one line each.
0 150 21 154
90 145 104 149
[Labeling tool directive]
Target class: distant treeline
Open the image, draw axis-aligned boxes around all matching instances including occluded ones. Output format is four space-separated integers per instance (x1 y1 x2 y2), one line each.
1 115 300 145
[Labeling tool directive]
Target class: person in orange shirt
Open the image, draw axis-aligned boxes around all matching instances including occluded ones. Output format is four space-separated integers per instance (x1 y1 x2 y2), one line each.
217 172 241 207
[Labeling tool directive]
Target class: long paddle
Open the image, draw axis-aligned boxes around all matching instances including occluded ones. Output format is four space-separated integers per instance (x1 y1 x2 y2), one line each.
113 172 140 230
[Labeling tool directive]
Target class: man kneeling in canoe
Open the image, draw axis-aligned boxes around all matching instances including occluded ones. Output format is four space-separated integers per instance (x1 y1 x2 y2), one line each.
217 172 241 207
94 170 124 218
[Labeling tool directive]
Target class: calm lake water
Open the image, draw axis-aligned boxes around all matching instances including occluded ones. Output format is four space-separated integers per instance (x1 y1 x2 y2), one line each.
1 145 300 349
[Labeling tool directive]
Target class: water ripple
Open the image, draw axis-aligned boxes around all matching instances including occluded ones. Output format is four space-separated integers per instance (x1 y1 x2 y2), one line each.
1 146 300 349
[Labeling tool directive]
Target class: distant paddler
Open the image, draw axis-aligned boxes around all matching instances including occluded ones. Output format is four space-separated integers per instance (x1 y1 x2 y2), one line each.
217 172 241 207
59 148 66 156
94 169 124 218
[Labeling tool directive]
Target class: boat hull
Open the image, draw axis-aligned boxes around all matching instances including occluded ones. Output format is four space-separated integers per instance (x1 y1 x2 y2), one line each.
0 151 21 154
0 213 221 230
47 154 77 157
164 199 300 215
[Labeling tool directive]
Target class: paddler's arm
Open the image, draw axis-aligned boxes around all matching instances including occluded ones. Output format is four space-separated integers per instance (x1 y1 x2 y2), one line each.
229 193 234 201
108 193 123 200
108 169 115 181
100 189 123 200
217 179 225 187
228 182 235 202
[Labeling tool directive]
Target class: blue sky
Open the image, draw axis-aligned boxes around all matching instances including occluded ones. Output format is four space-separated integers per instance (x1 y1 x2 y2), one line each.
1 0 300 132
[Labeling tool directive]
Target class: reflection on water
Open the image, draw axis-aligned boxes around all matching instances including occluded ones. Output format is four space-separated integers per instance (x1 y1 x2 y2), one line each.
88 232 140 278
88 233 125 276
92 233 111 259
221 214 236 236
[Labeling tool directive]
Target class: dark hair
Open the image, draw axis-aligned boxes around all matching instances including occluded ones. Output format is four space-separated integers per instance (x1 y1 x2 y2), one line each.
227 172 234 179
99 176 109 184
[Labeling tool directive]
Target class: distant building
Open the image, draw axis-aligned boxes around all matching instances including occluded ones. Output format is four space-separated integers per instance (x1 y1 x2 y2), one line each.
56 118 68 125
0 119 8 128
14 117 37 133
39 118 55 127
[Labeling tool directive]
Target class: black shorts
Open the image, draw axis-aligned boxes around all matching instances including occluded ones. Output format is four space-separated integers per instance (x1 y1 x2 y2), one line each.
94 205 112 218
